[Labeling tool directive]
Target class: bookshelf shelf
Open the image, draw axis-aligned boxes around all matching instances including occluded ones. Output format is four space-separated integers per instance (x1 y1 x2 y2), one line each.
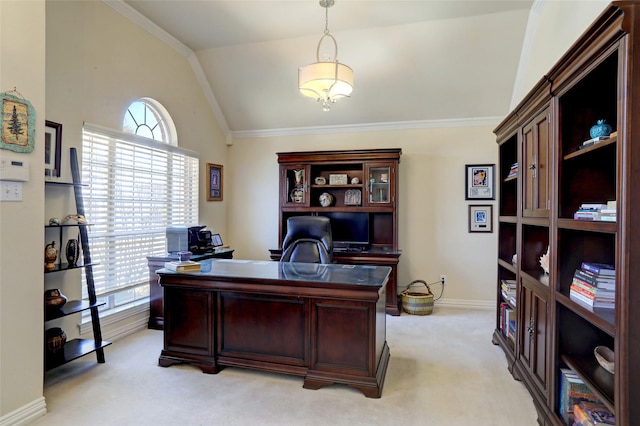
561 354 614 412
563 136 616 160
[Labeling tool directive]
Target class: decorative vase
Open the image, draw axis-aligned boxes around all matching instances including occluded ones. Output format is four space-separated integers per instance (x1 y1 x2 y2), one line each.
44 241 58 271
44 289 68 311
45 327 67 354
590 119 613 138
65 239 80 267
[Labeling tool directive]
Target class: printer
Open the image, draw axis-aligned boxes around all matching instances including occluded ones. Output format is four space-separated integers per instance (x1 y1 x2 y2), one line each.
166 225 215 254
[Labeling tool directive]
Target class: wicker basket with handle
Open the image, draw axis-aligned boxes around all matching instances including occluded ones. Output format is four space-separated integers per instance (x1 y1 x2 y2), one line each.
401 280 434 315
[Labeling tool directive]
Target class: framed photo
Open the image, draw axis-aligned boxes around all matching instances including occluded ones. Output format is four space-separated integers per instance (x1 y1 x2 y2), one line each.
211 233 223 247
465 164 495 200
44 121 62 178
206 163 223 201
468 205 493 233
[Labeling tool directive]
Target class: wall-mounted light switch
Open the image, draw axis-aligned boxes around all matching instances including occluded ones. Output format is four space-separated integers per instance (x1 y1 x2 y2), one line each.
0 181 23 201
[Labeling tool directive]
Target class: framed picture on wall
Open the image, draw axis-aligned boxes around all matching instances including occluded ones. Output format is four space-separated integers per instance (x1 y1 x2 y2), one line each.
465 164 495 200
207 163 223 201
468 205 493 233
44 120 62 178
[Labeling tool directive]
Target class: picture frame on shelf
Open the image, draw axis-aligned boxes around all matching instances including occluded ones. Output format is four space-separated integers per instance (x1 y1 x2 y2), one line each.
44 121 62 178
206 163 223 201
468 204 493 233
465 164 495 200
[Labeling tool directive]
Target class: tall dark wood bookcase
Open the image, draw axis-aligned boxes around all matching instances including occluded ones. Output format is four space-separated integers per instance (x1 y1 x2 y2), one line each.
493 3 640 424
269 149 402 315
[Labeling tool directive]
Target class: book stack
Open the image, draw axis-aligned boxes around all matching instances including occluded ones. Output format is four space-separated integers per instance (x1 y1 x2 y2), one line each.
574 203 606 221
578 135 610 150
600 200 617 222
570 262 616 310
164 260 202 272
501 279 516 307
573 400 615 426
499 302 516 346
559 368 601 425
506 163 518 179
573 202 616 222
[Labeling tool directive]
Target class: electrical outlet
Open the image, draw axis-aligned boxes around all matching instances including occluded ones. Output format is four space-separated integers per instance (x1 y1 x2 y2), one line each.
440 274 446 285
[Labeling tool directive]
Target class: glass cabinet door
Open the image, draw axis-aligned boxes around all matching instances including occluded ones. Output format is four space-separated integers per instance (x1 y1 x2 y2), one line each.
282 165 309 206
366 163 394 205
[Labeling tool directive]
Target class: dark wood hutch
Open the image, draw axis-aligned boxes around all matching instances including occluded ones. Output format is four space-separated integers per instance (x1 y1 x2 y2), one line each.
269 148 402 315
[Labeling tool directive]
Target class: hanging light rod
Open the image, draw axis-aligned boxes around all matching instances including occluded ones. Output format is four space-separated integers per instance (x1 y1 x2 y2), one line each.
298 0 353 111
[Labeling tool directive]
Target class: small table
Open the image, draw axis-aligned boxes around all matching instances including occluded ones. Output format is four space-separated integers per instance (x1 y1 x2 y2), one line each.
146 249 234 329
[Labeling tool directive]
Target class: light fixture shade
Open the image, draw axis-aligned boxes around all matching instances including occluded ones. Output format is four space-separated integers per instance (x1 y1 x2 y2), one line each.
299 61 354 103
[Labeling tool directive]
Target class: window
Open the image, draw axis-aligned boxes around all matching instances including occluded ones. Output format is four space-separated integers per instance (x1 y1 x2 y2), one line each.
123 98 177 144
80 102 198 322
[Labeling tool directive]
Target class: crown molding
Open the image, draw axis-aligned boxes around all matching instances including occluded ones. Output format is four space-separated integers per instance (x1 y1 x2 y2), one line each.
231 116 503 139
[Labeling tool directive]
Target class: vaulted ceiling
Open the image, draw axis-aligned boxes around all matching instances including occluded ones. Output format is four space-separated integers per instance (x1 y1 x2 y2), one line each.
120 1 534 135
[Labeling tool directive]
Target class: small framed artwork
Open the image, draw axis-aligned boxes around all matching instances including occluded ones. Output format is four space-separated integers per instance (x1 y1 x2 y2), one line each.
469 205 493 233
465 164 495 200
211 233 223 247
206 163 223 201
44 121 62 178
1 92 36 153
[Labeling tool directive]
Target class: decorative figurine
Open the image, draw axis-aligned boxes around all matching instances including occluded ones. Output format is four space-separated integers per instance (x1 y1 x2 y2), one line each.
351 177 360 184
539 246 550 275
61 213 87 224
49 217 61 226
319 192 334 207
45 241 58 271
590 119 613 139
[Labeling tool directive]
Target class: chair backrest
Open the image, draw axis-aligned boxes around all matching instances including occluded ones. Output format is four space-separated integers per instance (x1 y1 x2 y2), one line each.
281 216 333 264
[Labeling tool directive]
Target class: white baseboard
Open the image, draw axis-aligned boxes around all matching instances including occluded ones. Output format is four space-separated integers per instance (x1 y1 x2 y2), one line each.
0 397 46 426
434 298 494 310
101 316 149 342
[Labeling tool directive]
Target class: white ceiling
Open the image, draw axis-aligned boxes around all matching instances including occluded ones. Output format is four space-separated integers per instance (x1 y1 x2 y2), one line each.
121 0 534 134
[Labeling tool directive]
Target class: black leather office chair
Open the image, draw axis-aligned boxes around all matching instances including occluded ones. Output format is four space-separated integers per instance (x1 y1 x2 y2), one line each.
280 216 333 264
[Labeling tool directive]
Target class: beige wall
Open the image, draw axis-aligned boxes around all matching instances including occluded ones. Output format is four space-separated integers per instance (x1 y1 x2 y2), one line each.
0 0 46 420
227 126 499 303
512 0 609 108
0 0 615 423
43 0 229 342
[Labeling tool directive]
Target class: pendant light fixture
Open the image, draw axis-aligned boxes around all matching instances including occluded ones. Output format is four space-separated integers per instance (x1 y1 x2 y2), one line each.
298 0 353 111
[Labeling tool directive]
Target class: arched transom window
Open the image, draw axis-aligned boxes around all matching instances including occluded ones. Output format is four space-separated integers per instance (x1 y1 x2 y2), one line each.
123 97 177 144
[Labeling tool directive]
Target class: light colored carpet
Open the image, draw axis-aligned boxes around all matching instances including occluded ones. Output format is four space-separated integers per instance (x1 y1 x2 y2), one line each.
34 307 538 426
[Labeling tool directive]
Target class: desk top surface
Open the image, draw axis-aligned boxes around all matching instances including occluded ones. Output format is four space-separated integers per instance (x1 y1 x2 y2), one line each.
158 259 391 288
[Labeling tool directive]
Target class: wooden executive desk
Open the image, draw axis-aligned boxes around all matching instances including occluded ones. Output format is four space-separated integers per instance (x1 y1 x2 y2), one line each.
157 259 391 398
